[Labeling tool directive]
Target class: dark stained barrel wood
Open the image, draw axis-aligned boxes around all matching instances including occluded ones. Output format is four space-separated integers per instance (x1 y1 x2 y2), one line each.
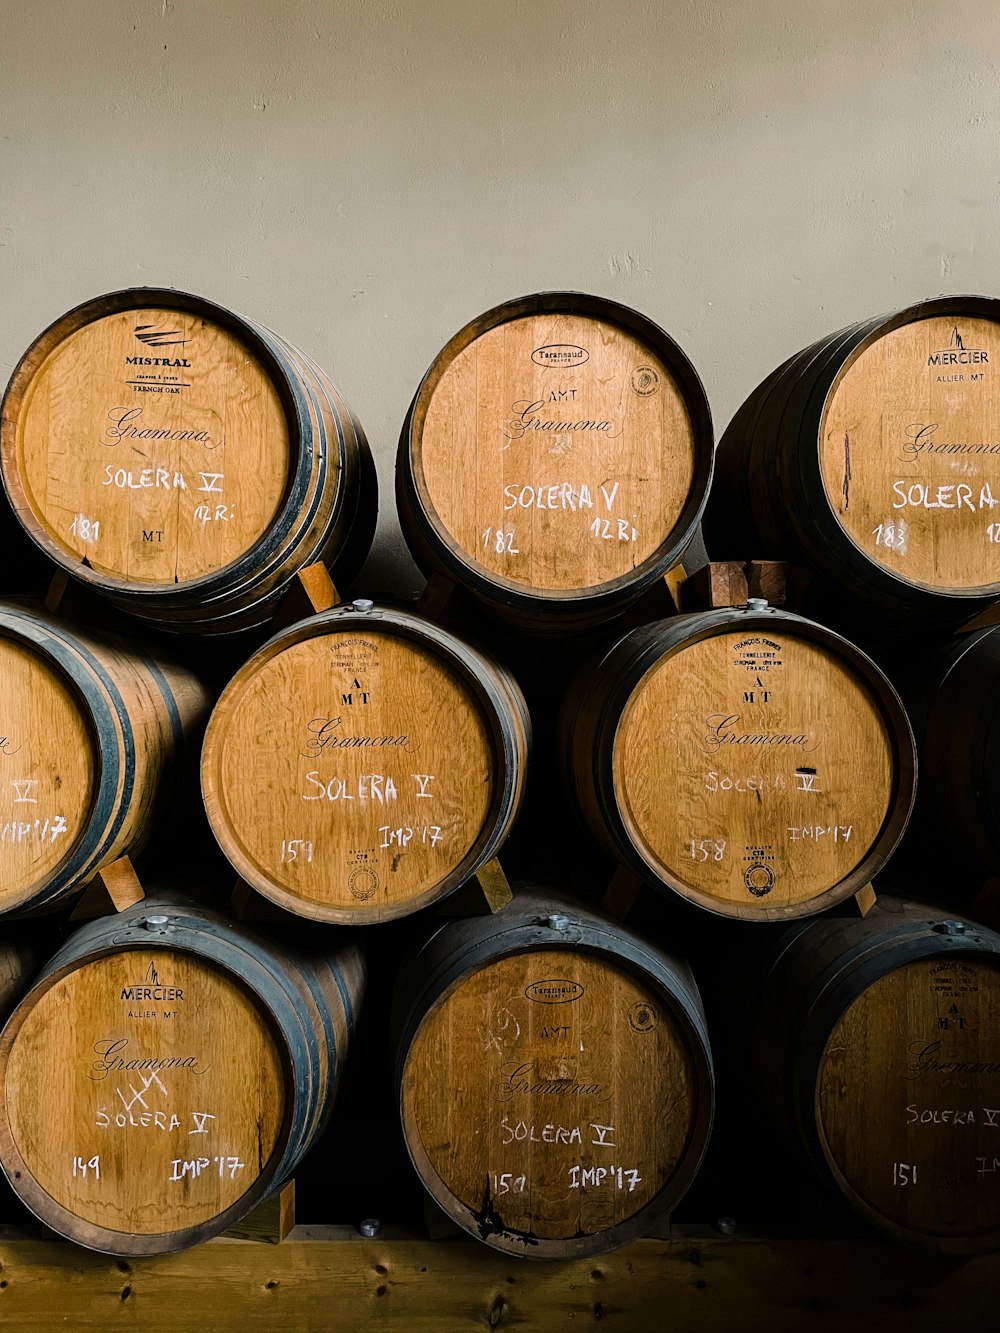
0 601 210 915
397 292 714 630
0 897 364 1255
1 288 377 635
0 935 41 1018
905 626 1000 876
707 297 1000 618
393 889 714 1258
560 605 916 920
754 900 1000 1253
201 601 530 923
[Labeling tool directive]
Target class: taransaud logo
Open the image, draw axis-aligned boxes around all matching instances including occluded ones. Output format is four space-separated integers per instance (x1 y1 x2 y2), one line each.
524 979 585 1004
531 344 589 368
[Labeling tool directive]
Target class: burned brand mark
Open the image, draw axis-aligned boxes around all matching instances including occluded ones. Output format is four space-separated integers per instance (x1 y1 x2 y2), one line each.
698 714 817 756
531 344 589 368
927 326 988 367
525 980 585 1004
494 1061 608 1101
89 1038 207 1082
103 407 214 447
301 716 411 757
119 960 184 1004
904 1039 1000 1082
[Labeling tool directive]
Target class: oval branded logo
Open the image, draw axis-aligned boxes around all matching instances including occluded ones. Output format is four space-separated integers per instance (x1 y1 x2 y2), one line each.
531 344 589 368
524 979 585 1004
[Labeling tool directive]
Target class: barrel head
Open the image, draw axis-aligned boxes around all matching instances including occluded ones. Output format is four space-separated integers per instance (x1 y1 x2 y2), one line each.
820 313 1000 597
0 947 287 1254
201 611 526 923
817 953 1000 1251
401 294 713 624
4 297 294 590
400 946 703 1257
613 624 898 916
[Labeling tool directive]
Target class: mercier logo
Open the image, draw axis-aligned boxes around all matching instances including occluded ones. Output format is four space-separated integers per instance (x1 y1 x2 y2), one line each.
927 325 988 367
120 960 185 1004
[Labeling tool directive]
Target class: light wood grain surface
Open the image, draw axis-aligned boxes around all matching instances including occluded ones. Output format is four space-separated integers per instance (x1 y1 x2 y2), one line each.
821 314 1000 593
416 311 695 593
10 304 289 586
614 628 894 911
0 1227 994 1331
2 948 285 1238
0 603 210 913
0 632 96 904
202 609 529 922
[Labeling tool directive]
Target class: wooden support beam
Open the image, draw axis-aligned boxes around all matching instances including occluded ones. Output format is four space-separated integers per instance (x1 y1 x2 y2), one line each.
0 1228 994 1331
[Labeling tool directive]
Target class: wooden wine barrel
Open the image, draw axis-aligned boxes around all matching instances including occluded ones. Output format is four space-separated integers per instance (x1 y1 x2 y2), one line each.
902 625 1000 876
201 601 530 923
707 296 1000 617
0 601 209 915
0 897 364 1255
754 901 1000 1253
1 288 377 634
560 604 916 920
393 889 713 1258
0 935 41 1017
397 292 714 629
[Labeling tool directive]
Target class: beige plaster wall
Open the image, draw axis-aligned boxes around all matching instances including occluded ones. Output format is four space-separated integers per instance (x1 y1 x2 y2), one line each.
2 0 997 592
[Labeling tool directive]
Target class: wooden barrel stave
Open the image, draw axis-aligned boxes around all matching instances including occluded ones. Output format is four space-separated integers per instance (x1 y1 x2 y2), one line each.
93 320 358 633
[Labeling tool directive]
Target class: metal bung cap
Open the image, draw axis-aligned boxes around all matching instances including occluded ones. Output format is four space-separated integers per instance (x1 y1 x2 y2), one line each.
352 598 375 613
933 920 970 937
746 598 768 611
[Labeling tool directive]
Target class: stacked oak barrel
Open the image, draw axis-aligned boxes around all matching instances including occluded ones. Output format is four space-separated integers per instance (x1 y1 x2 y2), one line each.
0 284 997 1263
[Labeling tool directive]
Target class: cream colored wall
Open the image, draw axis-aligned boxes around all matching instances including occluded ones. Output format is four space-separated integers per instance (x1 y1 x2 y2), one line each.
2 0 996 593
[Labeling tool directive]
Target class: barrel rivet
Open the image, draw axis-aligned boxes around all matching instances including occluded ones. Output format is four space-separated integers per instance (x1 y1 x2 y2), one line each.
359 1218 381 1238
142 915 171 933
746 598 768 611
353 598 375 613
